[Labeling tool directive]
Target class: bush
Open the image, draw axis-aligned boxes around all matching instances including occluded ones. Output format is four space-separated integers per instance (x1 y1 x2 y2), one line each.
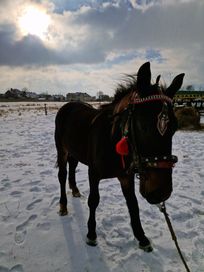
174 107 201 130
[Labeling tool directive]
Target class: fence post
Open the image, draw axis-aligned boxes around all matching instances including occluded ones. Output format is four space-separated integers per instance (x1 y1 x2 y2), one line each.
44 103 47 115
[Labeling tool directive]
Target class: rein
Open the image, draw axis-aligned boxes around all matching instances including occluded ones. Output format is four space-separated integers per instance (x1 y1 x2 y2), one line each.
157 202 191 272
115 93 178 172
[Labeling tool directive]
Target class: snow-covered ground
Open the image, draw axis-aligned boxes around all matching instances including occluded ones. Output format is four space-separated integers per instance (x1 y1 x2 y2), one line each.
0 103 204 272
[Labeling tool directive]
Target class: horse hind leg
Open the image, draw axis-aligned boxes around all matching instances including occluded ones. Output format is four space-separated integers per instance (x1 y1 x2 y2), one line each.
86 169 100 246
68 155 81 197
57 150 68 216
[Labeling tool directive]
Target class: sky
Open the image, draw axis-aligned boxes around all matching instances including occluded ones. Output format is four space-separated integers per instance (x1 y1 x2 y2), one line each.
0 0 203 96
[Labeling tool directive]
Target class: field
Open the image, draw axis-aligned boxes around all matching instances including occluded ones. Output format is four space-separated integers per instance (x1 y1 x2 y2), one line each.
0 102 204 272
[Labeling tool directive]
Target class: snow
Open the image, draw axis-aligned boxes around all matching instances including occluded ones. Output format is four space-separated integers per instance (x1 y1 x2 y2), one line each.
0 103 204 272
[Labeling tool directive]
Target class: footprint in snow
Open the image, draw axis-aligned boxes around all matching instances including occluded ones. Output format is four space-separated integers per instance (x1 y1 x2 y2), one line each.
13 179 21 184
40 170 52 176
36 222 51 231
49 196 59 208
10 191 22 198
29 186 41 193
26 199 42 211
10 264 24 272
0 264 24 272
15 214 37 244
28 180 41 186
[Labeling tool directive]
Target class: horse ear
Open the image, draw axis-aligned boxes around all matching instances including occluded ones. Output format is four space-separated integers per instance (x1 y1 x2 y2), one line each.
156 75 161 85
136 62 151 94
166 73 185 98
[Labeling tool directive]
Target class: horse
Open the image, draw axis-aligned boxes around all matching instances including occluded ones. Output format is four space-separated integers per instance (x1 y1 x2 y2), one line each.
55 62 184 252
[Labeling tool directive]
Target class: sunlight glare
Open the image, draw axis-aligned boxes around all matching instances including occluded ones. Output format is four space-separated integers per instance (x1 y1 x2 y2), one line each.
18 6 50 39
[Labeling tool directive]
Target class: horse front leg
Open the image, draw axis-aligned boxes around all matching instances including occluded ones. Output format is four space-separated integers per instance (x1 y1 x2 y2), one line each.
86 169 100 246
118 174 153 252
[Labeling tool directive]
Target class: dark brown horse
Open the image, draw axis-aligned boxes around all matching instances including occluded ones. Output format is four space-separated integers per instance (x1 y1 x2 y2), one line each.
55 62 184 252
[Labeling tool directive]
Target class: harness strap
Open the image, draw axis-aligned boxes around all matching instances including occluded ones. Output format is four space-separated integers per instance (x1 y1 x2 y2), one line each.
115 92 177 172
145 161 175 169
141 155 178 169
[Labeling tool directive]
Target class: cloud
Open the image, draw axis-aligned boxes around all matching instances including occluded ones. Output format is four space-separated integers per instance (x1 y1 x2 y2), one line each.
0 23 105 66
0 0 203 94
74 1 203 50
1 0 203 66
0 27 54 66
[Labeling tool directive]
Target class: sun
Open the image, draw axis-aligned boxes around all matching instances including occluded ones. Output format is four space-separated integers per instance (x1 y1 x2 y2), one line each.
18 6 50 39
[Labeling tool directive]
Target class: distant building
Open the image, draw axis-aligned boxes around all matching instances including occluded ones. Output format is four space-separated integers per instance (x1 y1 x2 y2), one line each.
1 88 110 102
5 88 22 98
52 95 65 101
4 88 39 100
97 94 112 102
26 92 39 99
66 92 94 102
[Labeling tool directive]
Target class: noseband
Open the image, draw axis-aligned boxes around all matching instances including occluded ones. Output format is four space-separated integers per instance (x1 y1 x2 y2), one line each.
115 93 178 173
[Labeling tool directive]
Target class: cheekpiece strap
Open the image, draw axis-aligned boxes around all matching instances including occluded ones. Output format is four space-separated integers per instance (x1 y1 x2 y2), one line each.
130 93 173 105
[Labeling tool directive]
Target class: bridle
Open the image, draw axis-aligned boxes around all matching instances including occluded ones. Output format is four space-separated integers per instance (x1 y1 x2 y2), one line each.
115 93 178 173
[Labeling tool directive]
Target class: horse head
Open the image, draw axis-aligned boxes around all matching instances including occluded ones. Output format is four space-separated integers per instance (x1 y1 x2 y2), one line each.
115 62 185 204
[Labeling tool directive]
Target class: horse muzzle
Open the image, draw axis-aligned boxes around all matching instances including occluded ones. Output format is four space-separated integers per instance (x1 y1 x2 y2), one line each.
143 188 172 204
139 167 173 205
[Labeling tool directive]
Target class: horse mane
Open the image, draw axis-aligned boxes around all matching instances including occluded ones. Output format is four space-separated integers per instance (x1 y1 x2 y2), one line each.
99 74 163 110
99 75 137 110
112 74 138 104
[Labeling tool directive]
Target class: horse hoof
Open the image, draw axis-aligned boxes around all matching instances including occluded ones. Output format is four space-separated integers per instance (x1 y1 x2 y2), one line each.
71 187 81 197
72 191 81 198
86 237 97 246
59 209 68 216
59 204 68 216
139 243 153 252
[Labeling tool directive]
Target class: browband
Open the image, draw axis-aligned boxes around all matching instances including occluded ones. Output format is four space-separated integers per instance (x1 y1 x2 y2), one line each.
130 94 173 105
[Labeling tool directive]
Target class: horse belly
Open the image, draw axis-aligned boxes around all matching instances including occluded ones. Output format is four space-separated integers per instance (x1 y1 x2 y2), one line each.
56 102 97 165
88 125 123 178
63 126 89 164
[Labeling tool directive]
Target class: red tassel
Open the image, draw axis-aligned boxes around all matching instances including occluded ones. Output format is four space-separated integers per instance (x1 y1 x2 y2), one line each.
116 136 129 156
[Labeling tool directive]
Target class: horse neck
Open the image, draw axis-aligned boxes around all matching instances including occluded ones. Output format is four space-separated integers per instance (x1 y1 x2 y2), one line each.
113 92 133 115
111 92 133 137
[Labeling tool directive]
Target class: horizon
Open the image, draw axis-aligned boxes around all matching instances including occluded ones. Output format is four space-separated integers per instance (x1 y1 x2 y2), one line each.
0 0 204 96
1 86 204 101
